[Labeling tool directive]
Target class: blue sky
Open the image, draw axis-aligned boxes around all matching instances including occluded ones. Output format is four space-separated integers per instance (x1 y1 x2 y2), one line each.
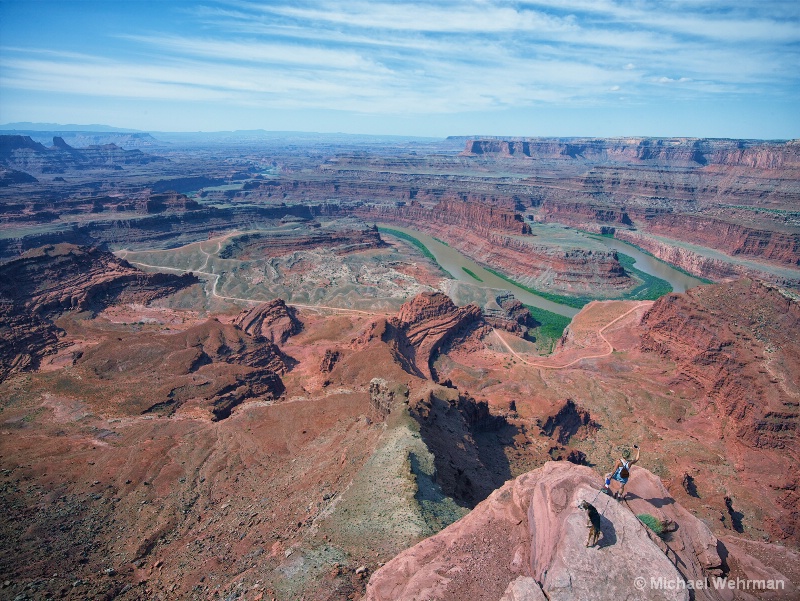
1 0 798 138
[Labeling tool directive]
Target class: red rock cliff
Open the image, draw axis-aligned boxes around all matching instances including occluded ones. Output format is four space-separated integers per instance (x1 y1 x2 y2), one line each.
462 137 800 170
640 279 799 542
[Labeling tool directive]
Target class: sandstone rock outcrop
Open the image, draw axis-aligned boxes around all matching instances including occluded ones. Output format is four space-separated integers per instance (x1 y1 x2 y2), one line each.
369 377 409 418
539 398 598 445
234 298 302 344
407 384 513 507
366 461 793 601
484 296 539 335
320 348 340 372
1 243 196 316
388 292 483 380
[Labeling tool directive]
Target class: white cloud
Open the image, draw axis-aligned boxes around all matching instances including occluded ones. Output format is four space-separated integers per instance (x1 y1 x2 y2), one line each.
656 76 692 84
239 1 579 34
120 35 387 72
520 0 800 43
1 0 797 119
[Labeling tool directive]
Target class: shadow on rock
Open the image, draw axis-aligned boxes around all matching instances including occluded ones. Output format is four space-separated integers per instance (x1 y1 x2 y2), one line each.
409 385 516 508
597 513 618 549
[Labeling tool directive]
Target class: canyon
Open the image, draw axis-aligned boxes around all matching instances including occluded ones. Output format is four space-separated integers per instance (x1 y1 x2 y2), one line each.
0 130 798 600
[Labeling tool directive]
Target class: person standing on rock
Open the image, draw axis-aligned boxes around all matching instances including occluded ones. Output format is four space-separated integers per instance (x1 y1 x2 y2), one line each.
603 444 640 500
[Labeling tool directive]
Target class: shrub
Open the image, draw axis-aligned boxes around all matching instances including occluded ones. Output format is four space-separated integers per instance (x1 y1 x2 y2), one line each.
637 513 666 535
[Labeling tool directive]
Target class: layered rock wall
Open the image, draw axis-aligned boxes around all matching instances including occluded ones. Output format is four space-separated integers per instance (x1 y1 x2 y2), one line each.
462 137 800 170
219 224 384 260
640 279 800 451
344 198 530 236
640 214 799 267
614 230 799 287
0 204 317 260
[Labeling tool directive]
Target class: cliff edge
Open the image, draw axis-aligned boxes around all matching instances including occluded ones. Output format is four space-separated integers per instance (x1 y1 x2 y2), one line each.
366 461 796 601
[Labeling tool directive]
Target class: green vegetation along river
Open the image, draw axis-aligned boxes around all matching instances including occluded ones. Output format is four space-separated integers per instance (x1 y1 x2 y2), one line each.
378 224 708 318
377 224 579 318
592 236 707 293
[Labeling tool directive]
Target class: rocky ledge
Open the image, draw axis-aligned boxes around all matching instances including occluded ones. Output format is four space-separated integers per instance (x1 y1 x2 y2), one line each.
366 461 797 601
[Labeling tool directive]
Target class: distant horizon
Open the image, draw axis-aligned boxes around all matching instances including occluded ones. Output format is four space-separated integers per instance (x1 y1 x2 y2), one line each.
1 1 798 140
0 121 796 143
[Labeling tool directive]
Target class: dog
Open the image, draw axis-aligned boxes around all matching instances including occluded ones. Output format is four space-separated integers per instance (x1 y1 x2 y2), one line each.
579 500 602 547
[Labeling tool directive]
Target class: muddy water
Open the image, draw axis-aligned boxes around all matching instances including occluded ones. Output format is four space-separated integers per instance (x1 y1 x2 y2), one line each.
593 236 706 293
378 224 579 318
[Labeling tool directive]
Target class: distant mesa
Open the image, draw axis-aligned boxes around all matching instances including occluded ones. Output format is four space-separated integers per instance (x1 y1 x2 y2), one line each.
150 176 225 194
0 133 166 173
0 134 48 153
461 137 800 169
142 191 200 213
52 136 77 151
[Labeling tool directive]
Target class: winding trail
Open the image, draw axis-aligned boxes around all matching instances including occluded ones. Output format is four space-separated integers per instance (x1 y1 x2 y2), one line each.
116 248 389 317
492 301 651 370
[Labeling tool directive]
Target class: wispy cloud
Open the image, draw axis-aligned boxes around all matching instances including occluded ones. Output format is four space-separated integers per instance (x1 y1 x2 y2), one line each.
1 0 798 119
120 34 386 71
521 0 800 42
235 1 579 33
